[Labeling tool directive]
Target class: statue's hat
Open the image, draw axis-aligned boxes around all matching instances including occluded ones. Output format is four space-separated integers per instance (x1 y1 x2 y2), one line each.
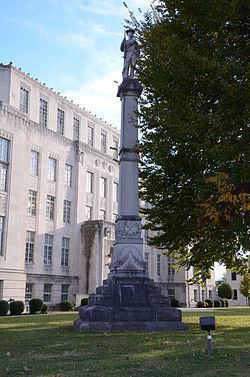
126 28 135 34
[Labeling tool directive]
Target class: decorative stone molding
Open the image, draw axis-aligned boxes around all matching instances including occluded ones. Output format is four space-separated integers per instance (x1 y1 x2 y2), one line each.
30 176 38 191
48 182 56 196
115 219 141 240
95 159 100 167
0 128 13 140
108 165 113 172
46 221 54 232
102 161 107 170
31 144 41 152
27 216 36 231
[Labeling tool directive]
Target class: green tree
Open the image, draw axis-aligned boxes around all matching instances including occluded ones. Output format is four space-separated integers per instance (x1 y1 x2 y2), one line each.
135 0 249 282
240 274 250 306
218 283 233 299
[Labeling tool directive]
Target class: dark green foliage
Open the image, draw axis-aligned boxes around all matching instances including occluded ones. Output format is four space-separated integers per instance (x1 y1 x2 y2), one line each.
240 274 250 305
59 301 72 312
41 304 48 314
205 299 213 308
218 283 233 299
170 298 179 307
136 0 250 283
0 300 9 316
196 301 207 308
9 301 24 315
220 299 225 307
29 299 43 314
214 300 221 307
80 298 89 306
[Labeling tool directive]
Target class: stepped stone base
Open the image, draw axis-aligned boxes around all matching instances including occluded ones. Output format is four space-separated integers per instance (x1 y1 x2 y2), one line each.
74 275 188 332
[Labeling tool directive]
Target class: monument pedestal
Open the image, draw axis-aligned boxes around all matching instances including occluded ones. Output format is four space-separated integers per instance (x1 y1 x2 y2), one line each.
74 77 188 332
74 274 187 331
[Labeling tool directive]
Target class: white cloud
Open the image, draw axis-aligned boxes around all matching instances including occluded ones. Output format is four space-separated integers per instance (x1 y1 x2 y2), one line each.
64 67 122 128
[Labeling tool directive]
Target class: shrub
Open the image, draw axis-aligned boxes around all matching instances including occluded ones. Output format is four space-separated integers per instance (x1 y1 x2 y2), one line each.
170 298 179 307
29 298 43 314
10 301 24 315
41 304 48 314
205 299 213 308
218 283 233 299
214 300 221 307
196 301 206 308
0 300 9 316
59 301 72 312
80 298 88 306
224 299 229 307
220 299 225 307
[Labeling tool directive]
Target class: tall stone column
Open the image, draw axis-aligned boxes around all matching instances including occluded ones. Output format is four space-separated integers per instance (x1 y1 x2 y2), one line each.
110 78 145 277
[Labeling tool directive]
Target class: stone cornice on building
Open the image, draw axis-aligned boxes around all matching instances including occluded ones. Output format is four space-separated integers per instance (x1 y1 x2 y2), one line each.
0 102 118 166
0 62 119 134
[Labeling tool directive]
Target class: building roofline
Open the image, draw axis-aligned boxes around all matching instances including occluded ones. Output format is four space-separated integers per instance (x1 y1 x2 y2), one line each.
0 61 119 134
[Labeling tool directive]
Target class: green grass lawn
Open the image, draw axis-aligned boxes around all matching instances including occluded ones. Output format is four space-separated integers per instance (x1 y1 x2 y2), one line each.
0 308 249 377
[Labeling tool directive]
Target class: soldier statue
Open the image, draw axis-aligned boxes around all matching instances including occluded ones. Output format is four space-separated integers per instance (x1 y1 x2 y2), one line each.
120 28 139 79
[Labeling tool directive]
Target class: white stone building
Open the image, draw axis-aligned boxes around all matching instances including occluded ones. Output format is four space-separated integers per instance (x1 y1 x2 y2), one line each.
226 269 249 306
0 63 215 308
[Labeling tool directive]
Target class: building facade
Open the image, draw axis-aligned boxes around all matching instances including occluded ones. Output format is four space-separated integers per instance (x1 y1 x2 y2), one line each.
0 63 215 308
226 269 249 306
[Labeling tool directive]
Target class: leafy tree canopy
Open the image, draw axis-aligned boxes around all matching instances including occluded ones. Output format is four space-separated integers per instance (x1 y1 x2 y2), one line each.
240 274 250 304
218 282 233 299
135 0 249 282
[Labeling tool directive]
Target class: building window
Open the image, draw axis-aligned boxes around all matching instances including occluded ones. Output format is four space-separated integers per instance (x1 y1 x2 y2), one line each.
61 237 69 267
30 150 39 176
0 216 4 256
157 254 161 276
61 285 69 301
167 257 175 277
208 290 212 299
25 283 33 301
20 87 29 113
25 231 35 263
65 164 73 187
144 252 149 271
85 205 92 220
113 139 119 159
63 200 71 224
48 157 57 182
113 182 118 202
43 284 52 302
202 290 206 301
39 98 48 127
233 289 238 300
231 272 237 281
100 177 107 198
112 213 117 222
167 289 175 299
46 195 55 220
87 124 94 147
57 109 65 135
194 289 198 302
0 137 9 192
100 209 106 220
28 190 37 216
44 234 53 265
73 117 80 140
86 171 93 194
101 132 107 153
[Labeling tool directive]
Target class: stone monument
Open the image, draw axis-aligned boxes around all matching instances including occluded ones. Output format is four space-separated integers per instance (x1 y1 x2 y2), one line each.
74 29 188 331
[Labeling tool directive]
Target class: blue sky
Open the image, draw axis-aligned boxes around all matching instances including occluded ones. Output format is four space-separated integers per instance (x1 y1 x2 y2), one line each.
1 0 151 126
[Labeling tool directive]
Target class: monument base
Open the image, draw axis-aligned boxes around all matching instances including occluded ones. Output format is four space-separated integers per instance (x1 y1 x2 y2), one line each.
74 274 188 332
